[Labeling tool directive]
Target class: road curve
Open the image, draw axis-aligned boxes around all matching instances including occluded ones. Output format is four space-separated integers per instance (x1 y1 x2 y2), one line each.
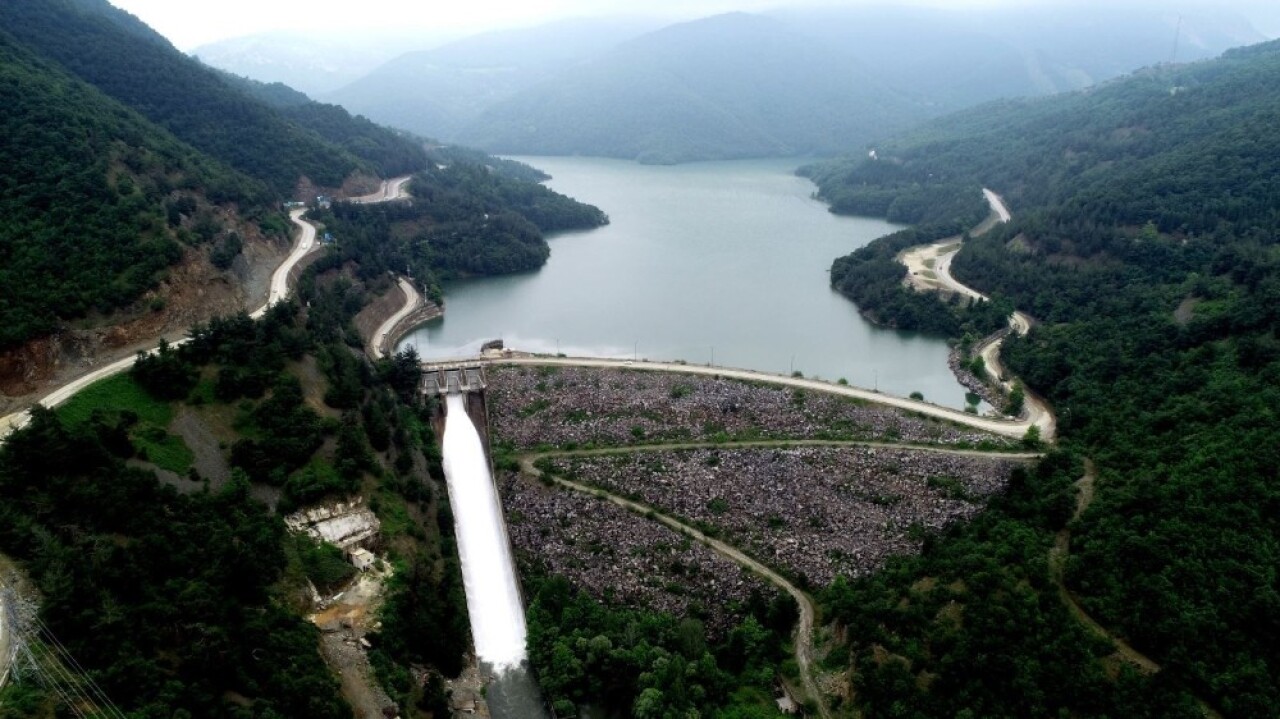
899 189 1055 439
0 210 321 441
350 175 412 204
0 181 423 442
255 208 318 317
1048 463 1222 719
370 278 421 360
518 457 833 719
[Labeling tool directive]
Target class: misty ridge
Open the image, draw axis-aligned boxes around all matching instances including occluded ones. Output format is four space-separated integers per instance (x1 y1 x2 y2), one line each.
195 3 1265 164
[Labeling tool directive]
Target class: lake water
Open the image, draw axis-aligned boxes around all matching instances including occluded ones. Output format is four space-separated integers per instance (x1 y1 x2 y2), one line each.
400 157 971 408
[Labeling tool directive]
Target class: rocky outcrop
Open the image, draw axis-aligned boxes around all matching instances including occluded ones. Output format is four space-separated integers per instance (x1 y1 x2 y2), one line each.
948 330 1008 410
284 498 381 552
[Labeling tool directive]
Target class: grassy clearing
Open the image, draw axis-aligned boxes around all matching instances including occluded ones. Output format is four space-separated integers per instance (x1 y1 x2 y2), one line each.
135 427 195 475
57 373 171 427
57 373 193 474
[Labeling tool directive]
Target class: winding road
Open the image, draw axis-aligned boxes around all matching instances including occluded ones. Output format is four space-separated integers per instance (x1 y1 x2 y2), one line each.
421 187 1054 443
370 278 422 360
0 183 409 442
518 455 833 719
351 176 412 204
898 189 1055 439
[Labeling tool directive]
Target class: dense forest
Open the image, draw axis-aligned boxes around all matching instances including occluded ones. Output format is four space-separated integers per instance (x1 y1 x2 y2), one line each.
0 265 468 716
220 71 430 179
0 32 265 348
314 162 608 303
808 38 1280 717
525 571 798 718
0 0 429 193
0 0 445 350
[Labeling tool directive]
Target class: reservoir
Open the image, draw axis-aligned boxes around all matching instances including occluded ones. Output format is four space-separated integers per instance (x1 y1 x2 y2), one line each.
401 157 971 408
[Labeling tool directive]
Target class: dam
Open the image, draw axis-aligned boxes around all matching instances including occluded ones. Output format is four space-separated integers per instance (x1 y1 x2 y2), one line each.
432 366 550 718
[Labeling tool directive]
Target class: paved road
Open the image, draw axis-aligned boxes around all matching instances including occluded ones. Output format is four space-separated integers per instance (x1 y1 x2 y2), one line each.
0 210 321 441
460 354 1050 440
371 278 421 360
255 208 317 317
519 457 833 719
0 181 423 442
982 188 1012 223
350 175 412 204
528 440 1043 462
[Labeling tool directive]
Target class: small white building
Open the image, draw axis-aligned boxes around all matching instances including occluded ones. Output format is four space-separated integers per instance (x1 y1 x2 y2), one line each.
348 548 376 571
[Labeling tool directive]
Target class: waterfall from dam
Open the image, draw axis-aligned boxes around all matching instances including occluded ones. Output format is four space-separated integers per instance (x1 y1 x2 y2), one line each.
441 394 549 717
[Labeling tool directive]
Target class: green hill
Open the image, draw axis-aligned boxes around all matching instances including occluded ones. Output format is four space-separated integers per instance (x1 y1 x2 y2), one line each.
220 71 430 179
0 0 426 192
811 39 1280 717
0 31 262 348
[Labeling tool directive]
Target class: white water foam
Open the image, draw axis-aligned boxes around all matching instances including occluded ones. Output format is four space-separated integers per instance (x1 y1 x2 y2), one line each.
441 394 528 671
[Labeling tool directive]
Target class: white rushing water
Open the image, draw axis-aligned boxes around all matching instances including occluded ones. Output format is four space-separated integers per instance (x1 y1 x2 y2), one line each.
441 394 528 671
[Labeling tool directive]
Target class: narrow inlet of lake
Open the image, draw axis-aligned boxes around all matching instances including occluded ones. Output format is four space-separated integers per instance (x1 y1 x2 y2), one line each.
401 157 971 409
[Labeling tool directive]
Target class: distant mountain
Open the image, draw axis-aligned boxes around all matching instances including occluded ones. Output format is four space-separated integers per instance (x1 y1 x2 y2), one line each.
324 5 1260 164
324 17 661 141
0 0 428 193
454 13 922 163
192 30 443 96
770 3 1262 109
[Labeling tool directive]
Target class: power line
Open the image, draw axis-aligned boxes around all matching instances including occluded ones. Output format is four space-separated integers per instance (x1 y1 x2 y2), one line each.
1 590 127 719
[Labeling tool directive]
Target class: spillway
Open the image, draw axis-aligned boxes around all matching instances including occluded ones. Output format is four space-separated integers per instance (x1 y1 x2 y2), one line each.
440 394 549 717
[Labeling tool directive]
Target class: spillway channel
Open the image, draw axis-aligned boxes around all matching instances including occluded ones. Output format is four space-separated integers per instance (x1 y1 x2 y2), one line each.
440 393 548 717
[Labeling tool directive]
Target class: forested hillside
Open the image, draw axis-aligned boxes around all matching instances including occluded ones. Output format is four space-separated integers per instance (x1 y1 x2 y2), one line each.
0 31 263 349
809 39 1280 717
220 71 429 178
0 270 468 717
0 0 427 192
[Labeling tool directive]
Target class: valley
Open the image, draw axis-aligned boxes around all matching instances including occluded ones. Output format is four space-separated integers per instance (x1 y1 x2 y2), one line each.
4 0 1280 717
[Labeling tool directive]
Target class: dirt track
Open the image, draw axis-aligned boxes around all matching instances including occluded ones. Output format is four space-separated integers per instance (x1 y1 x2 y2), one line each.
519 456 833 719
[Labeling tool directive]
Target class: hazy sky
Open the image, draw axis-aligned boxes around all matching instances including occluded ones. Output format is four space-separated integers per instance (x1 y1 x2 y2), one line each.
111 0 1279 50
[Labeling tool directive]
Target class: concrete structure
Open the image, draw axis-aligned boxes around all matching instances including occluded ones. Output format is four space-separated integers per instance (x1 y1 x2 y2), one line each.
423 365 486 397
348 548 376 571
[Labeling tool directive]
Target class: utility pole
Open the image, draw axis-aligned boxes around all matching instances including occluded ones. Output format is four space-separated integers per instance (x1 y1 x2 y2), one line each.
633 341 638 361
